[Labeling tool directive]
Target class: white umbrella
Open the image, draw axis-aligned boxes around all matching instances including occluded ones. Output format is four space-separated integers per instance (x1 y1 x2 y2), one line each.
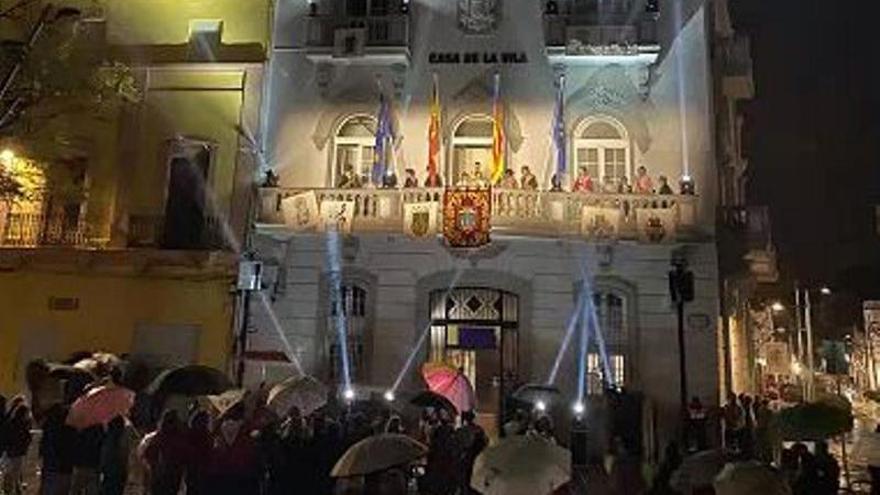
714 461 791 495
471 434 570 495
331 433 428 477
266 375 328 417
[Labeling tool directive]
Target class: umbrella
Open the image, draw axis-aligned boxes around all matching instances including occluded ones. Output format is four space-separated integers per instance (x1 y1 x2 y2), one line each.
266 375 328 417
670 449 727 492
776 400 853 441
204 389 248 418
145 365 233 398
331 433 428 477
714 461 791 495
409 390 456 413
66 384 134 429
512 384 560 404
421 362 476 413
471 435 570 495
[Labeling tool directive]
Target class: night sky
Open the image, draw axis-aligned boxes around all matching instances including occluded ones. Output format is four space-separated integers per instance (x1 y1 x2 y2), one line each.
733 0 880 331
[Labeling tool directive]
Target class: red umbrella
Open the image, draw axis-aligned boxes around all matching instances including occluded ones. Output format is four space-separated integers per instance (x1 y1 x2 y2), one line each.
66 384 134 430
421 362 475 413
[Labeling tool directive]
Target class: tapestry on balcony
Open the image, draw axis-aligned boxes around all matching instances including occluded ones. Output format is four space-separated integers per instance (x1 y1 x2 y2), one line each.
403 202 439 239
319 200 355 234
635 207 677 243
581 206 621 240
281 191 319 231
443 188 491 248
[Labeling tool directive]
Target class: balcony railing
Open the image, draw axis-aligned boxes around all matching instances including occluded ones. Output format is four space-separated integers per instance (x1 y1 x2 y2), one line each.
543 12 658 53
258 187 699 241
305 15 410 49
127 214 231 251
0 213 106 248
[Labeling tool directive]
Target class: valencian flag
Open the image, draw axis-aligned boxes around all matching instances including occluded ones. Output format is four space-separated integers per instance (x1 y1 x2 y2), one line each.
553 73 567 180
427 73 441 184
490 72 505 185
371 90 394 186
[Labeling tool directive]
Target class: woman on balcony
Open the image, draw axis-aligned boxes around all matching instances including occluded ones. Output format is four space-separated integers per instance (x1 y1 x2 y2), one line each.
573 167 595 193
520 166 538 190
338 164 362 189
635 166 654 194
403 169 418 188
500 169 518 189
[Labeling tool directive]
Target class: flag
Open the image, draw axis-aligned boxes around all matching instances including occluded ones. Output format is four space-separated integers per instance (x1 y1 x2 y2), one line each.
371 91 393 186
490 72 505 185
320 200 356 234
553 74 567 180
427 73 441 184
281 191 319 231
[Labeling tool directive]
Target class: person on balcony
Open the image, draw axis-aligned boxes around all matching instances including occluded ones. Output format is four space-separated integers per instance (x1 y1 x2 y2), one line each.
403 169 418 188
424 167 443 187
573 167 594 193
456 170 471 187
617 176 633 194
658 175 674 195
472 169 488 188
382 168 398 189
338 164 362 189
634 166 653 194
550 173 564 192
520 166 538 190
500 169 518 189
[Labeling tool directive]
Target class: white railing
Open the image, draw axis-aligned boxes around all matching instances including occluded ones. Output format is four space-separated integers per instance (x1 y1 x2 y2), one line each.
258 187 700 240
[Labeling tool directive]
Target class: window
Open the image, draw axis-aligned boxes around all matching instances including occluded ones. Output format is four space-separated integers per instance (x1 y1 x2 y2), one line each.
328 284 370 381
573 118 630 189
584 289 629 394
587 353 625 394
333 115 377 187
451 115 494 185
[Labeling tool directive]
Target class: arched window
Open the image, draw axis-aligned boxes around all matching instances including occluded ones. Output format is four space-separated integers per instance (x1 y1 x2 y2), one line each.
328 284 371 381
333 115 376 188
450 115 494 185
573 117 630 190
586 291 628 394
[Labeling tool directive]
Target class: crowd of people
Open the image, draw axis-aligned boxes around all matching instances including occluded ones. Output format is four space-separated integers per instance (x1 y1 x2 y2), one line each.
335 162 691 196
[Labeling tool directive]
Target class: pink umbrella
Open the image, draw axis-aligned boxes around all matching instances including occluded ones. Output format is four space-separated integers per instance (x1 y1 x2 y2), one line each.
66 384 134 430
421 362 476 413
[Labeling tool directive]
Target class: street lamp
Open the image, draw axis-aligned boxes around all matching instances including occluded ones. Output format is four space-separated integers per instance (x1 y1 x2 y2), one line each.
771 301 785 312
821 286 832 296
0 149 15 163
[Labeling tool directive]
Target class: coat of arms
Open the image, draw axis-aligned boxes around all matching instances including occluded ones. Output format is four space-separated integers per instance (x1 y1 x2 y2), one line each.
443 188 491 248
458 0 500 34
411 211 430 237
645 215 666 242
403 202 438 238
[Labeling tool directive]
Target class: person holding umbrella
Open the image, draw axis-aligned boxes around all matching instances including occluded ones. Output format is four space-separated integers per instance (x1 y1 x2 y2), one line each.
99 416 138 495
455 410 488 495
1 403 32 495
39 403 77 495
139 410 187 495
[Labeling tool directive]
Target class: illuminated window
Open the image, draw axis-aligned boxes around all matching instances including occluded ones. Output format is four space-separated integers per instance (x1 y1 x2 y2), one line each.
573 117 630 189
333 115 377 188
328 284 370 381
587 353 625 394
583 289 629 394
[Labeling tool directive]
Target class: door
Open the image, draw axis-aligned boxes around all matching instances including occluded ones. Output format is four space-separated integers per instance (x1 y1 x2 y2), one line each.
163 147 210 249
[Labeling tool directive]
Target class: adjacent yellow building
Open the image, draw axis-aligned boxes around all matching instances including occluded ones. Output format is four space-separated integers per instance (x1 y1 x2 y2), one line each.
0 0 270 394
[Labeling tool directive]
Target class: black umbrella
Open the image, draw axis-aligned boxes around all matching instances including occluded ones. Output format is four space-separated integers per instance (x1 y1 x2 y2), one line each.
410 390 456 413
145 365 233 398
512 384 560 405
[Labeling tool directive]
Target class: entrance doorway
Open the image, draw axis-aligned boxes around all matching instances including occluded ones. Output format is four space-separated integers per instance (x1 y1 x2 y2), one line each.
428 288 518 431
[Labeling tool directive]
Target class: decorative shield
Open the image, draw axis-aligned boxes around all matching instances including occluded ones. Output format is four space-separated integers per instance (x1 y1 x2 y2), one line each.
581 206 621 239
403 202 438 238
636 207 677 243
458 0 500 34
443 188 491 248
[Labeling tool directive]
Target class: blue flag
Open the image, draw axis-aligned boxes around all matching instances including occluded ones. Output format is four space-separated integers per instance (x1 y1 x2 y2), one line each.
553 74 567 179
372 92 392 186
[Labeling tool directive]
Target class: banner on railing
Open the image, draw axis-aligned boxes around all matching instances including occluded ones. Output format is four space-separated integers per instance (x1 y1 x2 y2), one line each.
636 207 677 243
443 188 491 248
403 202 438 239
581 206 621 240
319 200 356 234
281 191 320 231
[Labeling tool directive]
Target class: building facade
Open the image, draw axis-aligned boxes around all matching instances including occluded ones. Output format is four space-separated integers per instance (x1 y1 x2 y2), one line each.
251 0 720 446
0 0 269 394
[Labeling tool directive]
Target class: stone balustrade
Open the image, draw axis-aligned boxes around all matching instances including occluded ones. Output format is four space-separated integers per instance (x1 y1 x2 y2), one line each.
258 187 700 241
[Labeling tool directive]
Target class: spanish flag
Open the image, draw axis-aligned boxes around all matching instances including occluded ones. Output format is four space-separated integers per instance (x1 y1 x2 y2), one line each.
491 72 505 185
427 73 440 184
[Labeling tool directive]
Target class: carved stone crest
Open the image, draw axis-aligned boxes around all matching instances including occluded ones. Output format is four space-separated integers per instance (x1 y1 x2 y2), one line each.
458 0 500 34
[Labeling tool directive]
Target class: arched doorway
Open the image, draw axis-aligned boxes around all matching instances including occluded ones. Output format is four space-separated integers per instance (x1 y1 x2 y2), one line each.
428 288 518 425
573 116 631 191
331 114 377 187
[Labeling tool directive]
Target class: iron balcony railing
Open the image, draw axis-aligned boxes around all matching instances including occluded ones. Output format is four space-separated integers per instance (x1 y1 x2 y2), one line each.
0 212 104 248
543 12 658 50
305 14 410 48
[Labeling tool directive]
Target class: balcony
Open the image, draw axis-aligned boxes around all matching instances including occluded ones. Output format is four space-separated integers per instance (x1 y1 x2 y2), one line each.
304 14 410 65
257 187 700 242
127 215 231 251
543 9 660 63
0 213 107 249
719 206 777 282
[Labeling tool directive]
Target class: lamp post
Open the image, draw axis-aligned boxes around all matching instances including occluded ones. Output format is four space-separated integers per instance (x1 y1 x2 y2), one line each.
669 259 694 440
794 284 831 401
